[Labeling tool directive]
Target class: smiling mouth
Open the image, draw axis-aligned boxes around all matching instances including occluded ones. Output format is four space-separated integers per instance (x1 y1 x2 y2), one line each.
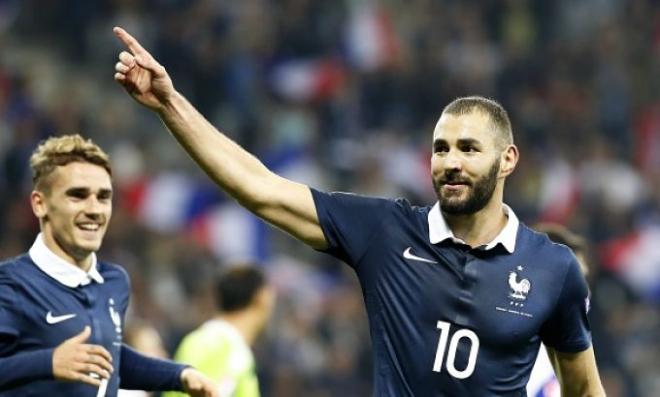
442 181 470 187
439 176 471 185
77 223 102 231
440 182 471 195
442 184 467 192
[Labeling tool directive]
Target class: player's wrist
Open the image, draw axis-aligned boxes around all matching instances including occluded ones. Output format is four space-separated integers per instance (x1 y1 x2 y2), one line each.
178 365 195 390
157 89 183 115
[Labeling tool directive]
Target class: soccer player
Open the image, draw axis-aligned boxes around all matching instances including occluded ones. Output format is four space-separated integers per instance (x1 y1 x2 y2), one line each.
164 266 275 397
527 224 591 397
0 135 219 397
113 27 606 396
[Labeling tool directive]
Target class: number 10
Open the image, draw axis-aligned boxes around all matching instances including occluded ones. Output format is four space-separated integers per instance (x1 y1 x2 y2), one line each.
432 321 480 379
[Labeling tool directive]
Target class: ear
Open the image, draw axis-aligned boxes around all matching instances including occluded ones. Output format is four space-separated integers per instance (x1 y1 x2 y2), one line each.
256 287 276 311
499 144 519 177
30 190 48 220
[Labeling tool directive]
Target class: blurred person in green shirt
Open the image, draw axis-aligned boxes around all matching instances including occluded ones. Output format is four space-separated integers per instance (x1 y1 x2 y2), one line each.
165 265 275 397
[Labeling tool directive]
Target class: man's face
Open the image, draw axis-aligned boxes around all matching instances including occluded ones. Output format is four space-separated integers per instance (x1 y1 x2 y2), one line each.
32 162 113 263
431 111 504 215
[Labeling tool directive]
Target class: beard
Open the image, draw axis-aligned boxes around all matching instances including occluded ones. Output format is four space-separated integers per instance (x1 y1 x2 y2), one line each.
433 159 500 215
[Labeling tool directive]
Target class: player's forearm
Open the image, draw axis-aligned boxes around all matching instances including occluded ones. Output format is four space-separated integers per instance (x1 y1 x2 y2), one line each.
119 344 187 391
156 91 277 209
558 366 606 397
551 347 606 397
560 380 606 397
0 348 54 389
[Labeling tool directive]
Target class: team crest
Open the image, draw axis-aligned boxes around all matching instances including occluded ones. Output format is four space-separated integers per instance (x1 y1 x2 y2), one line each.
108 298 122 334
508 270 531 301
495 266 533 317
108 298 123 346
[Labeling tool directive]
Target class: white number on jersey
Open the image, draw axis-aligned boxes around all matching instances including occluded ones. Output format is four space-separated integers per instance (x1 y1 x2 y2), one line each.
432 321 480 379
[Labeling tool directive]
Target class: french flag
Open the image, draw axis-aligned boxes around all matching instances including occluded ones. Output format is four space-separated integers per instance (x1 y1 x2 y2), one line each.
189 203 269 263
119 143 320 263
537 159 580 224
600 226 660 302
345 0 400 71
121 172 268 262
634 104 660 175
270 58 346 103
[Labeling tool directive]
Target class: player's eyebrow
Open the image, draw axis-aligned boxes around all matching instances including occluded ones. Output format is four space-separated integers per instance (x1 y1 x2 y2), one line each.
65 187 113 197
97 188 113 198
456 138 481 146
433 137 482 149
65 187 91 197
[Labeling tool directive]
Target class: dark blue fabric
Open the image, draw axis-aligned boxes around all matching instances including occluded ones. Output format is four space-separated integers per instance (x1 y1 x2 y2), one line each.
0 254 184 396
311 189 591 397
120 344 187 391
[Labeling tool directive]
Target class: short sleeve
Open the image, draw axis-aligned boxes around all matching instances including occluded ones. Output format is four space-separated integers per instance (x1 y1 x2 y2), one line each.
539 256 591 352
311 189 397 266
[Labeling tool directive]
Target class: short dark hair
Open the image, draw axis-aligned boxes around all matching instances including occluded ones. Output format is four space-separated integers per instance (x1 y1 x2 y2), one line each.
215 266 266 313
442 96 513 149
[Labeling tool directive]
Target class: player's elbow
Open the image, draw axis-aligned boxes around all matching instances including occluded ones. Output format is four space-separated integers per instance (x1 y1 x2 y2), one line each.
239 179 283 215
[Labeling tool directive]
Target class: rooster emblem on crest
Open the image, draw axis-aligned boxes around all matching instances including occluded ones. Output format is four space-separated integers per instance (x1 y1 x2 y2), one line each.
508 271 531 300
108 298 122 333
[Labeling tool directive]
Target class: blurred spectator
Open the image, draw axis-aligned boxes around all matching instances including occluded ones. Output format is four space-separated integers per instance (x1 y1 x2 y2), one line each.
164 265 275 397
119 321 170 397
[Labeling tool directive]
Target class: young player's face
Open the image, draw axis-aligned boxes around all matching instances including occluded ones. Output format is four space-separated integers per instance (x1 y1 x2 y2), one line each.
32 162 113 264
431 111 504 214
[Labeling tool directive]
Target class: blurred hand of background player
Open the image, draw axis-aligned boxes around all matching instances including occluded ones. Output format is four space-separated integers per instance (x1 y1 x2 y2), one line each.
113 26 175 112
180 367 220 397
51 326 113 387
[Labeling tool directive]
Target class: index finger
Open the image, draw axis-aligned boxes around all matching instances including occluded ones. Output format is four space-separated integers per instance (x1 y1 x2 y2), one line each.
113 26 148 57
84 344 113 363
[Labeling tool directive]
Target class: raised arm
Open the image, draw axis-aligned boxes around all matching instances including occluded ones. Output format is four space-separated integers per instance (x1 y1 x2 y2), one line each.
546 346 606 396
112 27 326 249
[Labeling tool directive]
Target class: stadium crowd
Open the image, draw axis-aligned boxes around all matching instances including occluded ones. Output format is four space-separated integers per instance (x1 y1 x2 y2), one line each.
1 0 659 395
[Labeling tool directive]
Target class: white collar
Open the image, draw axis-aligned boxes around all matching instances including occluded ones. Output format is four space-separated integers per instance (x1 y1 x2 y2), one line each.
28 233 104 288
427 203 519 253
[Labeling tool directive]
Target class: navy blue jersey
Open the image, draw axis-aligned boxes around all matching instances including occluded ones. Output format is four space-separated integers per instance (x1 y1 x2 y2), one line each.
0 254 129 396
312 190 591 397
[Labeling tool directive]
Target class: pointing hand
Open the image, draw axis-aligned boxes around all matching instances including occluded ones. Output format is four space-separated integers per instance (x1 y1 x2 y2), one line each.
113 26 175 112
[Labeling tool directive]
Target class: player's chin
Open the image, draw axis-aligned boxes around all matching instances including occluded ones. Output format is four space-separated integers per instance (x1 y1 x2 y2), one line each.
439 197 471 214
74 233 106 252
75 241 103 255
439 187 469 201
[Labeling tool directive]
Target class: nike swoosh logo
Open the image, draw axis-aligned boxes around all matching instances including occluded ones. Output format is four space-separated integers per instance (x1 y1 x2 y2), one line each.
46 311 77 324
403 247 437 264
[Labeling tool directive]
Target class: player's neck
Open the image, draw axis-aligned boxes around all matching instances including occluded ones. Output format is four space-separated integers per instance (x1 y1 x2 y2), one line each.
443 196 507 248
41 231 93 271
218 311 260 346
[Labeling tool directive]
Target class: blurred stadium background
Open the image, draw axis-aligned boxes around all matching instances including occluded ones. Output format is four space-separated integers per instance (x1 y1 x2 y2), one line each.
1 0 659 396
